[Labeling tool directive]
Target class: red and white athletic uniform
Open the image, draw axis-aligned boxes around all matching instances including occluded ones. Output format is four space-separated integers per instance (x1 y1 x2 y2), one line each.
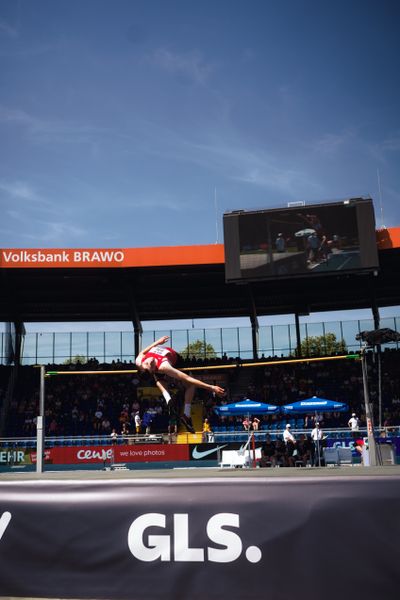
139 346 178 370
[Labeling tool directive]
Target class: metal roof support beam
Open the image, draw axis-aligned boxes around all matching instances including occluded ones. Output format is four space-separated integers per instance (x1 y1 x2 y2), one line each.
127 285 143 357
372 303 380 330
5 321 25 366
248 286 259 360
294 312 302 358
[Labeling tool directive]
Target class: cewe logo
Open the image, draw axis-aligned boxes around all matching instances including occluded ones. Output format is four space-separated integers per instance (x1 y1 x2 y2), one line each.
127 512 261 563
77 449 113 461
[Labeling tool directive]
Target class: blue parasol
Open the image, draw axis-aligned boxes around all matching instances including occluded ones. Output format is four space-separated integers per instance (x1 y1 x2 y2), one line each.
281 396 348 414
214 398 279 416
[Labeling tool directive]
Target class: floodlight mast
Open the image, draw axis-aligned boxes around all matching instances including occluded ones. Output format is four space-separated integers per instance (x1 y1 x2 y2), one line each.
360 345 379 466
356 328 400 466
36 365 45 474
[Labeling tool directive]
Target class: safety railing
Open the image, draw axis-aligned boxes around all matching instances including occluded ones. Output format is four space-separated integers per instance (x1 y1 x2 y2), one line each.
1 427 399 450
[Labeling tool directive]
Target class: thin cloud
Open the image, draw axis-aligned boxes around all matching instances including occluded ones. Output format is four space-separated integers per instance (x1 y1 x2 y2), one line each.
1 205 87 245
164 136 322 196
235 164 317 196
369 133 400 163
381 135 400 152
0 180 57 213
119 193 189 212
148 47 215 85
8 218 87 243
0 180 38 202
310 131 353 155
0 104 111 146
116 112 321 196
0 19 18 38
0 105 36 127
366 133 400 164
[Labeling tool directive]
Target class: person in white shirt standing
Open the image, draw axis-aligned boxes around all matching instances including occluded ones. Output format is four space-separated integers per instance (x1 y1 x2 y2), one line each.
283 424 297 466
348 413 360 435
311 422 323 466
134 411 142 434
283 423 296 444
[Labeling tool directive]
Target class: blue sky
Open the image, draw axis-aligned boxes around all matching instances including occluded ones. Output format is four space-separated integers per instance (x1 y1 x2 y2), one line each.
0 0 399 332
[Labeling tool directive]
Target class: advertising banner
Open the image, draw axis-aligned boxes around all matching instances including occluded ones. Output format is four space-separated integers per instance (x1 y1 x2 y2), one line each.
0 477 399 599
2 439 399 469
0 444 189 467
188 442 260 462
0 245 224 269
327 437 400 458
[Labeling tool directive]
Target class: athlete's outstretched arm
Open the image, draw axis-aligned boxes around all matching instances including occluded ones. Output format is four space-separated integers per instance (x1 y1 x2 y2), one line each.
139 335 169 356
136 335 170 367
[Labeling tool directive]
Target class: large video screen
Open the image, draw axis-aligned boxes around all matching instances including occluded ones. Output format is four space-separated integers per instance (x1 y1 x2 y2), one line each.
223 198 379 282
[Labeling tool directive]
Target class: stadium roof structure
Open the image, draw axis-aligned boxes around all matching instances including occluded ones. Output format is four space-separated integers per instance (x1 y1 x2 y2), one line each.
0 227 399 325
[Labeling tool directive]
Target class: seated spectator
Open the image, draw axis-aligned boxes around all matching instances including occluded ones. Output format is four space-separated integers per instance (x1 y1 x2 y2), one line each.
260 435 277 467
101 417 111 434
202 418 213 442
242 417 251 431
121 422 130 437
168 414 178 443
274 440 288 467
296 434 313 467
142 411 154 435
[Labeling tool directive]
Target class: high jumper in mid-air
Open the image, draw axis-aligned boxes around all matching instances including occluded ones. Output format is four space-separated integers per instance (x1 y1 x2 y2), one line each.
135 336 225 432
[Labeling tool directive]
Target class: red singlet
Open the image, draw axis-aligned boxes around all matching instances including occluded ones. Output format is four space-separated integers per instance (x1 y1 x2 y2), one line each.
140 346 178 370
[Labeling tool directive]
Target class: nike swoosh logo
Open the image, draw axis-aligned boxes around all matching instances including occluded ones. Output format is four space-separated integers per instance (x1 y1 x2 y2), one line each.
192 445 228 460
0 512 12 541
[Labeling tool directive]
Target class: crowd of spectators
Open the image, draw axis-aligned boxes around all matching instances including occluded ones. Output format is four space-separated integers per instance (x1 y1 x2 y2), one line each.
1 348 400 439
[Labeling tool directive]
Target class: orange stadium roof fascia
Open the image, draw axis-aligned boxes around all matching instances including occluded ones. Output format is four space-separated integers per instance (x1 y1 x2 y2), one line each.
0 244 225 269
0 227 399 269
376 226 400 249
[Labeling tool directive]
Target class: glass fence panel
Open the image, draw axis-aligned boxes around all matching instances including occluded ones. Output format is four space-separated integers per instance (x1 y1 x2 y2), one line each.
121 332 134 361
88 332 104 362
141 331 156 351
37 333 54 363
71 332 88 362
154 329 172 341
288 324 297 355
104 332 123 362
304 322 325 355
380 316 396 330
187 329 208 358
342 320 362 351
378 317 398 350
271 324 291 356
221 328 239 358
54 332 71 363
238 327 253 359
205 329 223 358
323 321 343 340
21 333 38 365
359 318 375 333
305 322 324 340
259 325 273 357
170 330 189 354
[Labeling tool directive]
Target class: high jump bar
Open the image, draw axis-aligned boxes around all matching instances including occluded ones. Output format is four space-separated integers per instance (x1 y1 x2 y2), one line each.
45 354 360 376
